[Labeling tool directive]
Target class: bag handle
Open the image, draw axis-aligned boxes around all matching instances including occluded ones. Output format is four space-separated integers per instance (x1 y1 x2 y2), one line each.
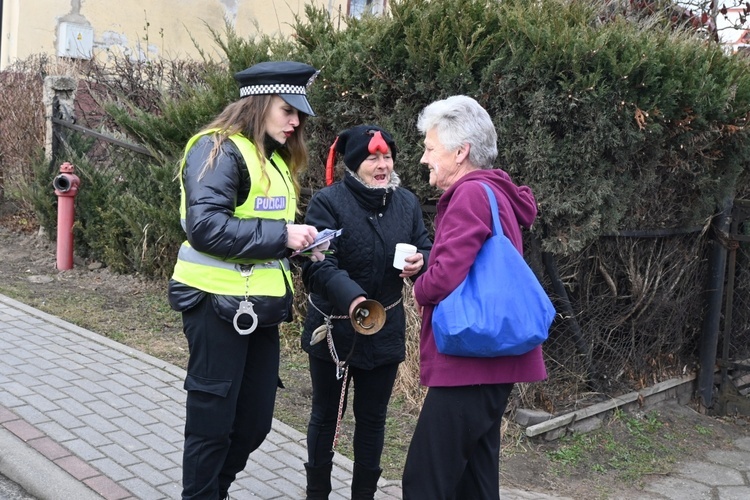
480 182 503 237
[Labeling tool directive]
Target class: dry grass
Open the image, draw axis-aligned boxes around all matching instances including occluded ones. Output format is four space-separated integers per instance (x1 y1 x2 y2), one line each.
394 278 427 412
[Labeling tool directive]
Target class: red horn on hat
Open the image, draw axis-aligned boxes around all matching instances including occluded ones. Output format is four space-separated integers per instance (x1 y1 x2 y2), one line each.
368 131 389 154
325 136 339 186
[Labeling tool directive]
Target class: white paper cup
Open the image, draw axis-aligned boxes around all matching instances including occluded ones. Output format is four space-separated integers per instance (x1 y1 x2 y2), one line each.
393 243 417 270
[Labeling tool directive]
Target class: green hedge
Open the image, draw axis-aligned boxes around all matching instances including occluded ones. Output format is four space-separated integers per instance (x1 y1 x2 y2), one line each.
294 0 750 254
41 0 750 272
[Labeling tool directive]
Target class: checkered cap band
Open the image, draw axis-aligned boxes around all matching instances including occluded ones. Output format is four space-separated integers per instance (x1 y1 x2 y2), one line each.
239 84 307 98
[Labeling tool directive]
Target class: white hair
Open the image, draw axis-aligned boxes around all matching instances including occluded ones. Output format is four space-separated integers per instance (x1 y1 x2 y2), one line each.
416 95 498 169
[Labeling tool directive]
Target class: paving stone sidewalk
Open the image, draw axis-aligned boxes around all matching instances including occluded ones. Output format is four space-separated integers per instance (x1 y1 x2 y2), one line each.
5 292 749 500
0 293 575 500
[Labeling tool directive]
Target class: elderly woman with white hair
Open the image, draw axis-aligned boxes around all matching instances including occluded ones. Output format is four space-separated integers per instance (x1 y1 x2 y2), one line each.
402 95 547 500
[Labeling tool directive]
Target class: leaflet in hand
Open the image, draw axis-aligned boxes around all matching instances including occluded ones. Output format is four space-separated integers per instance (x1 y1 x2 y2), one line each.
291 228 342 256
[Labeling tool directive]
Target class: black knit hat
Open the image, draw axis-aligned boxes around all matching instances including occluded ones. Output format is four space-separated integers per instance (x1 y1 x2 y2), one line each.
326 125 397 185
234 61 319 116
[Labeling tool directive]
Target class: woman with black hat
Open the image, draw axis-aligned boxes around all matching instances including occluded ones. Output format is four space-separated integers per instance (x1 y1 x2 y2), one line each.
300 125 432 499
168 60 325 500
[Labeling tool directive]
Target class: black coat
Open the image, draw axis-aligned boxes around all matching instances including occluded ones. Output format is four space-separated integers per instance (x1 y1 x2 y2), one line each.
301 173 432 369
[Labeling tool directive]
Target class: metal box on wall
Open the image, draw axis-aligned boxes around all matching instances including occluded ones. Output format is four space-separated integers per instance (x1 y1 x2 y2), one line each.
57 22 94 59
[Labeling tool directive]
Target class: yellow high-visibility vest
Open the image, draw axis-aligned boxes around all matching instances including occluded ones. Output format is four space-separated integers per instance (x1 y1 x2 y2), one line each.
172 131 296 297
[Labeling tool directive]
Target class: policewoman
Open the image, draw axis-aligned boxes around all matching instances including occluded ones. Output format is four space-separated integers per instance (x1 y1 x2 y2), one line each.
168 61 324 500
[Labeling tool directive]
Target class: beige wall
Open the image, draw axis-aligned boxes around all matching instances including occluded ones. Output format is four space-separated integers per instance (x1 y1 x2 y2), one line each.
1 0 350 70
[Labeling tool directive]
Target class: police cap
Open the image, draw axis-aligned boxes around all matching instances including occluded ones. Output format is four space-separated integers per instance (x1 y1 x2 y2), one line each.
234 61 319 116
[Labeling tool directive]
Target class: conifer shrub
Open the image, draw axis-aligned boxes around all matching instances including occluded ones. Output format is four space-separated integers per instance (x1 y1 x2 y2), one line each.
7 0 750 269
293 0 750 254
97 0 750 259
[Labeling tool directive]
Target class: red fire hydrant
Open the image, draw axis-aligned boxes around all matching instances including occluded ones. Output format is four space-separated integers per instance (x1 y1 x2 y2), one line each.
53 162 80 270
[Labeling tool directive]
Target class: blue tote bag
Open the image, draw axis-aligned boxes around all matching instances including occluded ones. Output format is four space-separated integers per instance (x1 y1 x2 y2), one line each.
432 183 555 357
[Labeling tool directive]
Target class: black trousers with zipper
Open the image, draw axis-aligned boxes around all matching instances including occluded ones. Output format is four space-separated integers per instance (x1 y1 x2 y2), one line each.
181 295 280 500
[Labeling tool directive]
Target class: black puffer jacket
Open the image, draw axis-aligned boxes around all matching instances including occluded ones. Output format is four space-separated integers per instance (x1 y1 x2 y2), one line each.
301 173 432 369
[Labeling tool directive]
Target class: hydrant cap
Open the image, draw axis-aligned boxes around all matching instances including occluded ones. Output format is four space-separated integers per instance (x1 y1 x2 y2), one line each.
60 162 75 173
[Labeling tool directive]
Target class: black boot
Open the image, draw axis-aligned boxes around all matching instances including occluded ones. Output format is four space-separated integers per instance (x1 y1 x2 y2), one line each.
305 462 332 499
351 462 382 500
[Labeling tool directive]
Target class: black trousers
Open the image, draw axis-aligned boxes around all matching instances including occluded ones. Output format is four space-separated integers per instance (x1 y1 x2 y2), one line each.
181 296 280 500
306 355 399 469
402 383 514 500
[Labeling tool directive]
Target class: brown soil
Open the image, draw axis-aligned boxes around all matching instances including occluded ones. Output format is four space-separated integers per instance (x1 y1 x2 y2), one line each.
1 200 749 499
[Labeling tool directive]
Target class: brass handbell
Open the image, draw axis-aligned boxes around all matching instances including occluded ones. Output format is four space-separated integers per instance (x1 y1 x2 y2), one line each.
351 299 386 335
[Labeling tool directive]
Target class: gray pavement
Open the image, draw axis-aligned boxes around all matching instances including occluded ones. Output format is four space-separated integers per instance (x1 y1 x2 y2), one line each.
0 292 749 499
0 469 36 500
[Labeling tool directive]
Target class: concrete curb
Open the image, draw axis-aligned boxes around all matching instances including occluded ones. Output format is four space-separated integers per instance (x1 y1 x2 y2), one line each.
0 425 103 500
526 374 697 440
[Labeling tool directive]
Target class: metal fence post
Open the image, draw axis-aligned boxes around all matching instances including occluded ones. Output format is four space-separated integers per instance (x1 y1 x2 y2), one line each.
697 197 734 409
